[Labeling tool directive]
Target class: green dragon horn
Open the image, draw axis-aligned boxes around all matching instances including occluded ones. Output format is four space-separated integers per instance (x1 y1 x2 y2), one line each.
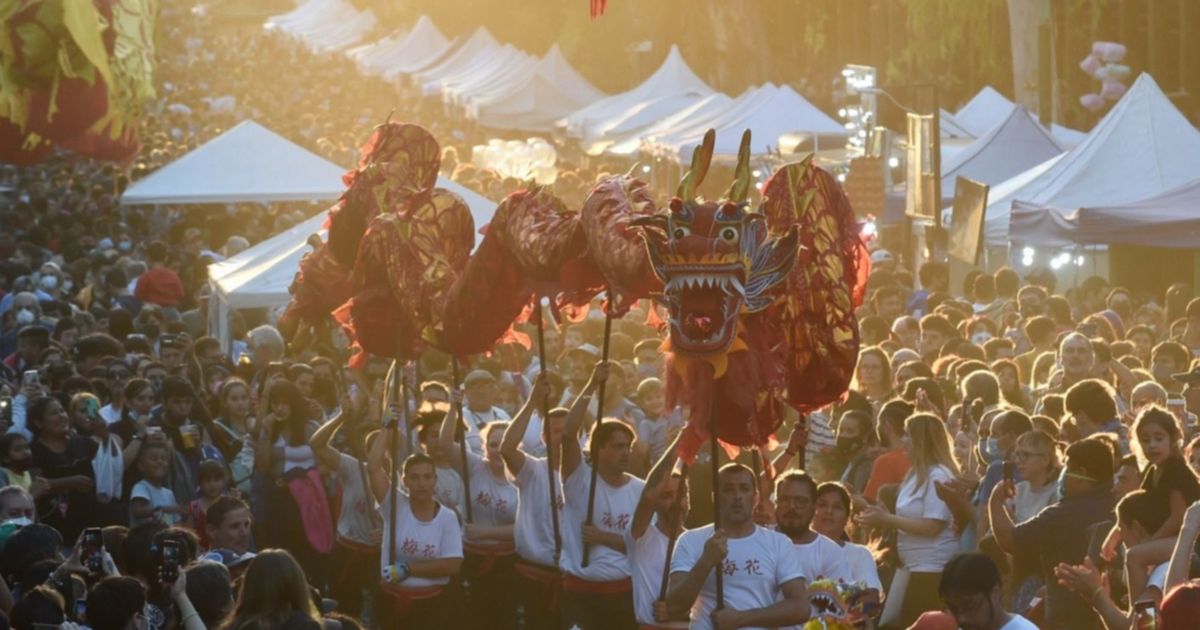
676 129 715 200
726 129 752 202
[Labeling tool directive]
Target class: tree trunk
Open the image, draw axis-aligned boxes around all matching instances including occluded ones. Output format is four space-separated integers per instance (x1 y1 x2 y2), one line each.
1006 0 1040 111
698 0 771 93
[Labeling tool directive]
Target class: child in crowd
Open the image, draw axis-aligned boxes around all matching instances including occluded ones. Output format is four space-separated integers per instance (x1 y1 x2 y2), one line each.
190 459 232 547
130 442 185 526
632 377 682 463
0 433 34 490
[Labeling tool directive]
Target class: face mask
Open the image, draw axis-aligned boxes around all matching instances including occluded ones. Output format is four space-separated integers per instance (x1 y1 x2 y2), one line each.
971 331 993 345
978 436 1003 464
1 516 32 528
15 309 35 324
63 280 73 292
119 240 132 252
40 275 58 290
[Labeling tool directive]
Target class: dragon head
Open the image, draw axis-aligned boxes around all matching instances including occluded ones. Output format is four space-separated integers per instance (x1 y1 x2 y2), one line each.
633 129 799 357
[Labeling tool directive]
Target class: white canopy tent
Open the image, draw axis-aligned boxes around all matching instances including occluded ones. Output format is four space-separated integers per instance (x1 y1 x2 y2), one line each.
602 91 736 157
982 74 1200 246
435 45 537 102
207 178 497 349
302 7 376 52
264 0 343 35
955 85 1087 148
344 28 407 66
407 27 499 86
655 84 844 164
368 16 454 78
940 106 1065 199
120 121 347 205
560 45 712 142
467 45 606 133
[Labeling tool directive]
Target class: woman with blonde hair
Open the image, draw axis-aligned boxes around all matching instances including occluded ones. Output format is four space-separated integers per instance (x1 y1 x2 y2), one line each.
855 413 960 628
221 549 321 630
853 346 894 407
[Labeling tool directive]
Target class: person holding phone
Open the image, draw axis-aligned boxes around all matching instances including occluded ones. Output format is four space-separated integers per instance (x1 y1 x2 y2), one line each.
28 396 100 542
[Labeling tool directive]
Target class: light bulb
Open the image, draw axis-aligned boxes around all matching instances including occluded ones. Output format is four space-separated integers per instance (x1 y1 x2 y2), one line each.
888 157 900 168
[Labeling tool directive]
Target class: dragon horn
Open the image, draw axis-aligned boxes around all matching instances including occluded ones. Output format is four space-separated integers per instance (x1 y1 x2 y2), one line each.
676 129 715 200
726 129 752 203
625 162 640 178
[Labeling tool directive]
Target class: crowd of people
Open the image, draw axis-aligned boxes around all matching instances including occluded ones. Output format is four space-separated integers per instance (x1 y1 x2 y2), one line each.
6 3 1200 630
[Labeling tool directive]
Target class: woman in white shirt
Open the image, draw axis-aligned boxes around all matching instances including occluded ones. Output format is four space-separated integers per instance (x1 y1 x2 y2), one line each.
812 482 883 594
856 413 961 628
1009 429 1061 614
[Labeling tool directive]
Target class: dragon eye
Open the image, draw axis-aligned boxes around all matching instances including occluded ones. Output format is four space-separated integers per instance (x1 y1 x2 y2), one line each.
672 226 691 240
719 227 739 243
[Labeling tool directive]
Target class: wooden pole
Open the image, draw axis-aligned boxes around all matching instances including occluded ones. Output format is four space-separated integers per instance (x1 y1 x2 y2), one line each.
657 463 690 602
536 300 562 559
451 358 473 523
710 393 724 609
388 360 403 567
581 298 613 567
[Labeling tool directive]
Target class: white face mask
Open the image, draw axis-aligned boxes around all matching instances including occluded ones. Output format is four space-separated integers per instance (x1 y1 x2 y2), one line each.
1 517 32 528
119 240 132 252
15 308 35 324
971 331 993 345
40 275 58 290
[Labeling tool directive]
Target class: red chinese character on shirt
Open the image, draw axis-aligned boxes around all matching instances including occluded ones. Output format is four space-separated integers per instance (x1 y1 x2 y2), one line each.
421 544 437 558
601 512 614 529
400 538 418 555
494 498 509 514
615 513 630 531
722 560 738 576
742 559 763 576
476 492 492 508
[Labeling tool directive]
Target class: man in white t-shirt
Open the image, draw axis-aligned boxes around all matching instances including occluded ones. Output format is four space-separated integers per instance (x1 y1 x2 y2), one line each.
666 463 811 630
378 453 464 627
559 362 644 629
625 433 688 628
500 372 584 630
774 471 850 584
939 553 1038 630
462 370 511 454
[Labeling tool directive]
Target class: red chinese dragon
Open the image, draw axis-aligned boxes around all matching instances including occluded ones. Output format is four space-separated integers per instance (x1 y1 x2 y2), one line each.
282 122 867 460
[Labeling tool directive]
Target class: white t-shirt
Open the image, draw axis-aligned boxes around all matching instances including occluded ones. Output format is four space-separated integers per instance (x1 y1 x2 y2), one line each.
671 524 808 630
509 454 563 567
463 452 517 546
560 462 644 581
999 614 1040 629
378 490 464 587
626 517 674 626
843 541 883 592
130 480 181 526
789 532 850 583
895 465 959 571
1147 561 1169 594
335 454 382 545
1013 480 1057 523
462 406 510 454
100 404 121 425
434 465 465 517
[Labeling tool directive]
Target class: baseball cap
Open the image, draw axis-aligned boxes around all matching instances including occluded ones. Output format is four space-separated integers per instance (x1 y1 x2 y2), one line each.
870 249 894 265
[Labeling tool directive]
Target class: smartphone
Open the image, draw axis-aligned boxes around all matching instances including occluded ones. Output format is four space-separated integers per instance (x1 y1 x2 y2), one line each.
82 527 104 573
86 398 101 420
1003 461 1015 483
159 539 182 583
22 369 39 389
1133 599 1159 629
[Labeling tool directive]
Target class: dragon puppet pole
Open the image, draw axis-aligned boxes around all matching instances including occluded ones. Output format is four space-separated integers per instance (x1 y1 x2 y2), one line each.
710 390 725 609
536 298 563 560
581 292 613 568
657 462 690 603
451 358 473 523
388 359 404 570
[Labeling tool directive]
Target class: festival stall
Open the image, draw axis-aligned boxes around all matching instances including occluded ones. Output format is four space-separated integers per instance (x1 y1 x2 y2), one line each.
366 16 454 79
955 85 1086 148
939 106 1065 199
559 45 712 143
467 45 607 133
408 27 500 88
988 74 1200 247
119 121 347 205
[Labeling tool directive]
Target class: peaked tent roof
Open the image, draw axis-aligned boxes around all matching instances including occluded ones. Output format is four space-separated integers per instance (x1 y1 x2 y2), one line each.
344 27 406 64
602 91 736 156
1010 177 1200 248
435 45 536 101
264 0 342 34
467 45 606 132
955 86 1016 136
367 16 453 78
407 27 500 85
120 121 347 205
659 84 845 163
559 45 712 141
940 106 1065 198
990 74 1200 245
938 109 976 139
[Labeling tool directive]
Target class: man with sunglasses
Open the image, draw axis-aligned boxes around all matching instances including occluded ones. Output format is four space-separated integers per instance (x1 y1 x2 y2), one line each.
989 436 1116 630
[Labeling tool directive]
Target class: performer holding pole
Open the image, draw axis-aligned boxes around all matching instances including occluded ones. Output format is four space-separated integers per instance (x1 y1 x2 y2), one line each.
499 298 565 630
582 293 614 567
627 432 690 629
